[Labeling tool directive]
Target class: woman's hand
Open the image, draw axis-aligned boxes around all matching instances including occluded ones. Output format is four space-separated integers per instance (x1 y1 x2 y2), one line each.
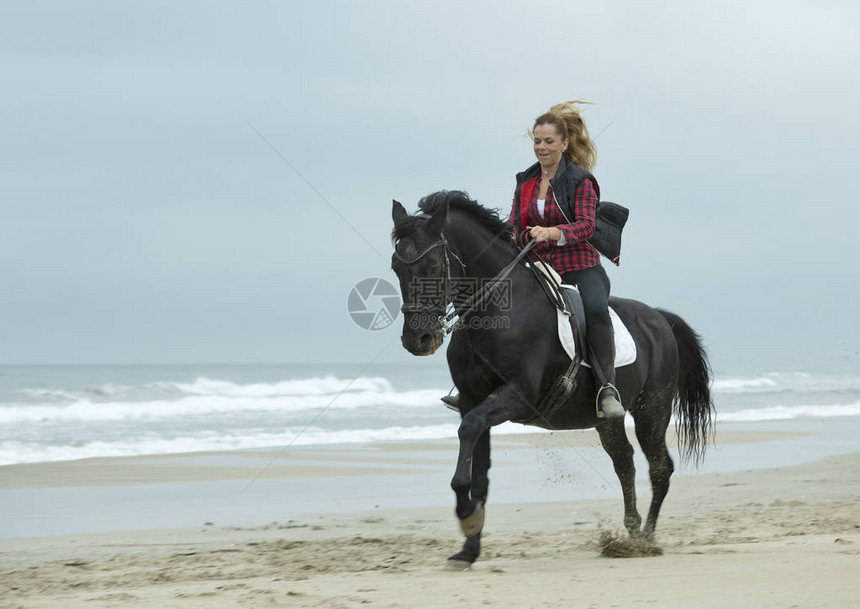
526 225 558 243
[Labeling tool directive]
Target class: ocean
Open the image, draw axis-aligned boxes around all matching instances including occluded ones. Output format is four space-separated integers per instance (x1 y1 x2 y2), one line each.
2 359 859 467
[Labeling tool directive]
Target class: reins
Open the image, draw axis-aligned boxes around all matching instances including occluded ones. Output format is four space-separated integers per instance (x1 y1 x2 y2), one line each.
443 239 536 334
393 228 537 335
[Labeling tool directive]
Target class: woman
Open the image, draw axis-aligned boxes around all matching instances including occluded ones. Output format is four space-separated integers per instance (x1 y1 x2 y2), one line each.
512 100 624 419
442 101 624 420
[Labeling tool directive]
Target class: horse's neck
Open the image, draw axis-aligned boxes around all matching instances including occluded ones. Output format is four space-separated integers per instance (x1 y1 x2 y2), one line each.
445 222 519 280
444 217 537 321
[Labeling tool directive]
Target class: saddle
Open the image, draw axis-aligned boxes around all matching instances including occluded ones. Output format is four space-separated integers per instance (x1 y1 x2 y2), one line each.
527 261 585 345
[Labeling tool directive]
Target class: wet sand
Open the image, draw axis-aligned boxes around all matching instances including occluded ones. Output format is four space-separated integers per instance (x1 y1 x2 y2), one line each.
1 423 858 608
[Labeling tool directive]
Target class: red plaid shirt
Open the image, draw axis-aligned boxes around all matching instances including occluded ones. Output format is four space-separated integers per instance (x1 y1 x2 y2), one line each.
510 175 601 272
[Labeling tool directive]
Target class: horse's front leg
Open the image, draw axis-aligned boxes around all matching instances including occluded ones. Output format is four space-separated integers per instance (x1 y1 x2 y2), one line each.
449 385 529 565
448 430 489 565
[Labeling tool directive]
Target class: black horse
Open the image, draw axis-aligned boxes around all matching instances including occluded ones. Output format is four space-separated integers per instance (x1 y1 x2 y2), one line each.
390 191 714 566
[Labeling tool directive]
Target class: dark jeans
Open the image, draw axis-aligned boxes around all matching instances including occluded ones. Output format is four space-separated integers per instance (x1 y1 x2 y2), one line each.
560 265 611 327
561 265 616 387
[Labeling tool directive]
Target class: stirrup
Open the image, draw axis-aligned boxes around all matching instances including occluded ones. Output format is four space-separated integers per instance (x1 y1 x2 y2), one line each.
441 393 461 413
596 384 624 420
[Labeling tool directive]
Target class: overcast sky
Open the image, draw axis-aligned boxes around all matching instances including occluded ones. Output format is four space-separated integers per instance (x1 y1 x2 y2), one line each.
1 0 858 368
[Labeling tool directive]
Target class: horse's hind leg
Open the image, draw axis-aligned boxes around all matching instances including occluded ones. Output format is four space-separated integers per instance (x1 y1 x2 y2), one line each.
596 419 642 536
632 390 675 540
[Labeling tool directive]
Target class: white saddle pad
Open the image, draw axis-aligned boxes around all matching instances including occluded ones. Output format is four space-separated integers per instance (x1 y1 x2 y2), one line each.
556 285 637 368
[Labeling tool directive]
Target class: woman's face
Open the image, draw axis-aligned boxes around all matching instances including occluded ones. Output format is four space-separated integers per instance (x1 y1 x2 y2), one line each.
533 123 568 171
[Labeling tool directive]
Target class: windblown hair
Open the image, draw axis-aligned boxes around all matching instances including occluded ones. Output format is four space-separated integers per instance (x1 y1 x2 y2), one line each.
532 100 597 172
391 190 514 244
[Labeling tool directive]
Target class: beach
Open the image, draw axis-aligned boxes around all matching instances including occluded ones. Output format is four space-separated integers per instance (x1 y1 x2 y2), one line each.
3 0 859 605
2 420 859 608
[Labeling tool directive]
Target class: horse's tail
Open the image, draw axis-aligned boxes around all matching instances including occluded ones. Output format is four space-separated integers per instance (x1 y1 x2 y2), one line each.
657 309 715 464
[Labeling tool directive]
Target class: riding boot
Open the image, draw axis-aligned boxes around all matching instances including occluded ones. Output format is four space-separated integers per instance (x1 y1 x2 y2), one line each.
588 321 625 420
441 393 461 412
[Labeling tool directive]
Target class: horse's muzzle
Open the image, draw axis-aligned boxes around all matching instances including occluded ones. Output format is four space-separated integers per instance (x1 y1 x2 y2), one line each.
401 330 443 356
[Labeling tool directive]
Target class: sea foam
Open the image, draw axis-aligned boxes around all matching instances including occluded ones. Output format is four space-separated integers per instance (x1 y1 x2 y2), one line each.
0 387 443 423
4 370 860 466
0 424 461 466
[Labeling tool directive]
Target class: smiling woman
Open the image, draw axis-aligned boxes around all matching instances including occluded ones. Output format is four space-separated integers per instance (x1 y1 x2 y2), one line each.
510 101 624 419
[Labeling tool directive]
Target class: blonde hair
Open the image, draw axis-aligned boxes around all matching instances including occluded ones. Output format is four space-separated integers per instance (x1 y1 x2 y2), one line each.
532 100 597 172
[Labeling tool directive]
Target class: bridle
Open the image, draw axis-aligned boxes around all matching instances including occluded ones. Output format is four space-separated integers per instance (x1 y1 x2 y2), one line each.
393 232 464 332
393 221 536 335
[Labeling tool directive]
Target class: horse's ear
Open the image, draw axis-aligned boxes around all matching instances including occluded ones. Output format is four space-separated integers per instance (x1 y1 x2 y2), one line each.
425 201 448 236
392 199 409 225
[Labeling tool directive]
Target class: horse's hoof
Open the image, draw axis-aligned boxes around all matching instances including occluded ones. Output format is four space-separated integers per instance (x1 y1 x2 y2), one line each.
445 558 473 571
459 503 485 537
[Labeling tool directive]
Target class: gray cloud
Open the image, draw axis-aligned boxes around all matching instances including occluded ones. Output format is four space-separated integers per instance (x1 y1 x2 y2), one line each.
1 0 858 366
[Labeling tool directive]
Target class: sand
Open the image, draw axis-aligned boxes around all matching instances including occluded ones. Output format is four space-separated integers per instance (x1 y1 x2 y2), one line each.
1 426 859 608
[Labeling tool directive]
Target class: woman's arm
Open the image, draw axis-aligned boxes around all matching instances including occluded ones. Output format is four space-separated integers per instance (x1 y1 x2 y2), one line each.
509 185 527 245
554 178 597 244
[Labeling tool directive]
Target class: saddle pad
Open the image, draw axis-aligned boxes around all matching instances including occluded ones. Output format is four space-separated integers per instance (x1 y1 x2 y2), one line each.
556 286 637 368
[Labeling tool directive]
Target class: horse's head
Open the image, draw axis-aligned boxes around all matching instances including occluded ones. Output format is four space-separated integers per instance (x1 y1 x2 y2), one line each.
391 199 449 356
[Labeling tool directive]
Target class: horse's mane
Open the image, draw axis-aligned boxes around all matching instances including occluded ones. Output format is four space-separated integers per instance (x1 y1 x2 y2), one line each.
391 190 514 243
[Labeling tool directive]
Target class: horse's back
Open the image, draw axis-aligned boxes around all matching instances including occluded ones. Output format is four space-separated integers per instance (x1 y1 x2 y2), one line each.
610 296 677 351
611 295 682 394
